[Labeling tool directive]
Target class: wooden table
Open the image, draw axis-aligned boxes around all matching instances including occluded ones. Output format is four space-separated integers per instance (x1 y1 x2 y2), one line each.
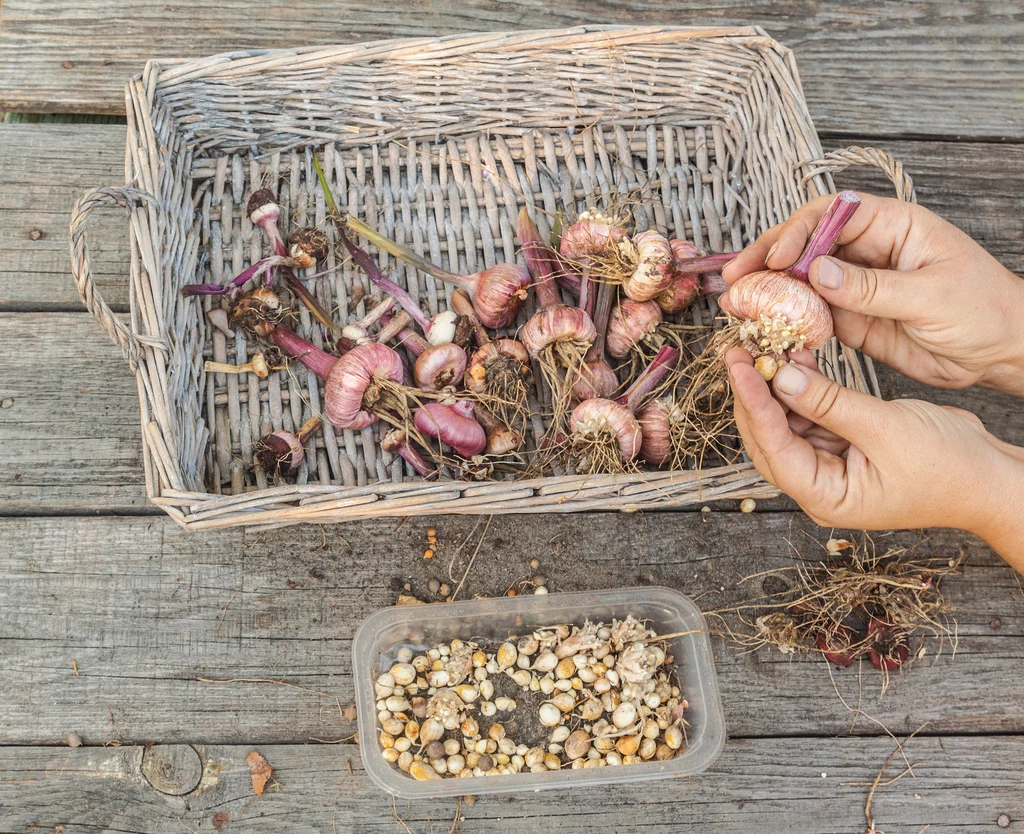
1 3 1022 831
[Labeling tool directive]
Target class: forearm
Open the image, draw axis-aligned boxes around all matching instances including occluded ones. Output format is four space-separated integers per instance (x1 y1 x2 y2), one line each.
965 443 1024 573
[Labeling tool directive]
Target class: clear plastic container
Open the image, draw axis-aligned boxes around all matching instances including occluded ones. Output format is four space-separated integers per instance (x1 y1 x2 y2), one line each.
353 586 725 798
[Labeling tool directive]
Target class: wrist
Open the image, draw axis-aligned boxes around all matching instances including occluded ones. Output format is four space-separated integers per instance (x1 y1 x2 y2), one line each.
962 443 1024 572
980 358 1024 398
979 270 1024 397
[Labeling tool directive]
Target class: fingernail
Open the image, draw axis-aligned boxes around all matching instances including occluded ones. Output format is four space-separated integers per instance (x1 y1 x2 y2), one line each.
817 256 844 290
765 241 779 264
774 363 808 396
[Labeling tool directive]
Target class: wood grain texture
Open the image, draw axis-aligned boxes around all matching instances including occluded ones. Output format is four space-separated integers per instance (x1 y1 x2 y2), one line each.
0 1 1022 139
1 515 1020 745
0 124 129 311
0 313 149 511
0 736 1022 833
2 125 1021 314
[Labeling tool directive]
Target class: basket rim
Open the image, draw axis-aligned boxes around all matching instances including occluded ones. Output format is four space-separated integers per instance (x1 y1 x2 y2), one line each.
115 25 850 530
142 25 782 86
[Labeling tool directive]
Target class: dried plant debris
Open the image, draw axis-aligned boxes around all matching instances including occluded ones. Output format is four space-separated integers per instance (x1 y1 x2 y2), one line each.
246 750 274 796
373 617 688 780
712 535 960 679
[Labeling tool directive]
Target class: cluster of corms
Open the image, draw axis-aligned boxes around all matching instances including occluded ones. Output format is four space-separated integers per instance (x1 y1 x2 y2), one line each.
185 165 860 481
373 617 688 781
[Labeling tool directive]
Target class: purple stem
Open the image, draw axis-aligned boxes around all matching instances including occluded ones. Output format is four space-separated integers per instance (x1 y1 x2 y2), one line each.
395 328 428 357
556 260 582 295
268 324 338 379
516 209 563 309
578 269 593 319
789 190 862 282
375 312 413 346
700 273 730 295
182 283 231 297
258 222 287 285
397 439 434 477
383 429 435 477
255 219 287 259
670 251 737 274
585 278 614 361
620 345 679 412
182 258 273 296
341 232 433 335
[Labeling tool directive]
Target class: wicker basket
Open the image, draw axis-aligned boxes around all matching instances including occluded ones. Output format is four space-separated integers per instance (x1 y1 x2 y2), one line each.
69 26 915 531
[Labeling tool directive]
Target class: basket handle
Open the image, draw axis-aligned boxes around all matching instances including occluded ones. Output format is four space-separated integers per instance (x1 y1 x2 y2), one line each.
799 146 917 203
70 186 161 371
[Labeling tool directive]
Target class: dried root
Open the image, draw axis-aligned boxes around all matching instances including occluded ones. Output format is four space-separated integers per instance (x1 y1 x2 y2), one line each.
711 534 961 686
565 429 636 476
665 329 742 469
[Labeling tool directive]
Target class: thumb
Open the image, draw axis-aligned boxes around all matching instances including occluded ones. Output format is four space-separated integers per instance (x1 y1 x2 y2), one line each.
809 255 923 321
771 361 888 447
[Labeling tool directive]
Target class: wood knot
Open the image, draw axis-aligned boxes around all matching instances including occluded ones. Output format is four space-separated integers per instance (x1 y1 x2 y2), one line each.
141 744 203 796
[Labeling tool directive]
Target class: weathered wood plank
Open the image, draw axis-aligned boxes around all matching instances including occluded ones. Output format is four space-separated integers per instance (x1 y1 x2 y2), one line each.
0 124 129 310
1 311 1022 513
0 314 149 511
831 141 1024 281
1 515 1020 745
2 124 1021 313
0 1 1022 140
0 736 1021 833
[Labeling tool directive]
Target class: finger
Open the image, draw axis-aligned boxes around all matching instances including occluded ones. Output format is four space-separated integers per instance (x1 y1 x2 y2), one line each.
806 435 851 457
722 348 795 419
727 356 824 490
829 310 967 387
725 349 777 478
794 423 851 456
761 192 893 272
770 361 889 449
779 353 818 418
809 256 941 322
787 410 849 454
729 353 855 513
725 191 908 289
786 350 819 371
787 412 816 435
725 347 757 370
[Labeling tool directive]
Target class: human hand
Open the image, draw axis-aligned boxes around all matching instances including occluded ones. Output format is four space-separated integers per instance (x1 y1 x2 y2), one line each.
726 348 1024 569
721 193 1024 397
